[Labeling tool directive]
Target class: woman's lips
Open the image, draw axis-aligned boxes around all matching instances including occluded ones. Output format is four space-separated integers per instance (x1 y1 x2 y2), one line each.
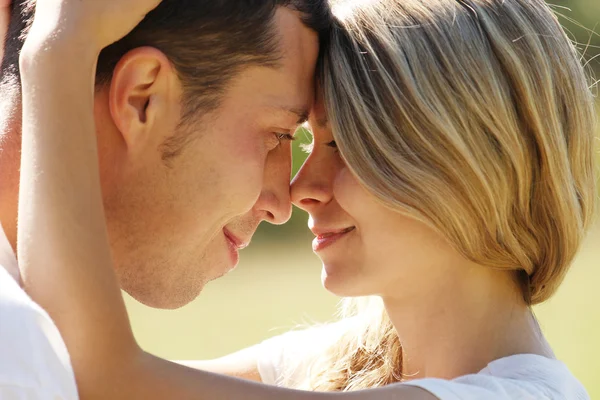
312 227 355 252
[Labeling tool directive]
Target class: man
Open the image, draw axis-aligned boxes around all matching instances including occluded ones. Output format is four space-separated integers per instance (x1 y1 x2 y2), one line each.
0 0 7 62
0 0 329 397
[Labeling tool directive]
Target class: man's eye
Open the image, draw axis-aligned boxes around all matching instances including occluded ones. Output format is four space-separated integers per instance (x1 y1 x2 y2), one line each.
276 133 296 143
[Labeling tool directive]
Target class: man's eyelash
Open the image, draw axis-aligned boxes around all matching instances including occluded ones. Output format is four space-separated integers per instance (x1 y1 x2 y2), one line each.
276 133 296 142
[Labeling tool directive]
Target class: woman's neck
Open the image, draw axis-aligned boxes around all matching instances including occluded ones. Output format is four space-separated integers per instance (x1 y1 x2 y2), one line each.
383 264 554 380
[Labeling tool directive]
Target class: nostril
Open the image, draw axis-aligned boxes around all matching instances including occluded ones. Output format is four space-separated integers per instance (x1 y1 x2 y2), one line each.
267 211 275 221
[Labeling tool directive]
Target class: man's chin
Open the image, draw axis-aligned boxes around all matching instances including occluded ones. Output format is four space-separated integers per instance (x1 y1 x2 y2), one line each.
130 290 203 310
115 249 237 310
121 279 206 310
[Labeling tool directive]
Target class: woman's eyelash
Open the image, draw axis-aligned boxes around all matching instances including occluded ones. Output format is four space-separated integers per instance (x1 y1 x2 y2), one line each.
300 140 337 154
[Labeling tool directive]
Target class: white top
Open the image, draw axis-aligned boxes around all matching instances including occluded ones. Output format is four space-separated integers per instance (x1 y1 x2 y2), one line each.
0 224 79 399
257 322 590 400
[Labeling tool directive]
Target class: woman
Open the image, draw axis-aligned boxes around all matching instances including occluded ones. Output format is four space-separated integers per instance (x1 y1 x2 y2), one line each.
17 0 596 399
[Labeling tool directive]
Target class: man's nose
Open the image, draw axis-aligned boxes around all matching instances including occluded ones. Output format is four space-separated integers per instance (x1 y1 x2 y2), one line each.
254 146 293 225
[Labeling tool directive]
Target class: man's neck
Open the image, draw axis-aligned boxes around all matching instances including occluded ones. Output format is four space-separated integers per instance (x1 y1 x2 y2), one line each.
0 219 19 282
0 81 22 257
0 118 22 283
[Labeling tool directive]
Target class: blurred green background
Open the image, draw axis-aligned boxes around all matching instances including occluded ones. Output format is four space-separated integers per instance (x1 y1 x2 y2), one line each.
125 1 600 397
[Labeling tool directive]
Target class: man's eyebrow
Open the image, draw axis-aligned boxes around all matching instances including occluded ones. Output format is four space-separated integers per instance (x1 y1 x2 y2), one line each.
283 107 310 125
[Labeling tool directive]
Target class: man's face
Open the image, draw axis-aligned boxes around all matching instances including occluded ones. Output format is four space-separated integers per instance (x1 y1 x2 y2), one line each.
96 8 319 309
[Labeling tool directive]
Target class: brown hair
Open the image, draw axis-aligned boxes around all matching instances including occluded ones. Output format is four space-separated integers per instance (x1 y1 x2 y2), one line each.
1 0 330 156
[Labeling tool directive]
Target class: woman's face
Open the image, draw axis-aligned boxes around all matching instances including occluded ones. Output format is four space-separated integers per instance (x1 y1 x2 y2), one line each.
291 100 464 299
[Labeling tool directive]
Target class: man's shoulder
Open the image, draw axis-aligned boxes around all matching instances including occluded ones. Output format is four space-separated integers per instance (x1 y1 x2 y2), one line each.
0 264 53 337
0 267 78 398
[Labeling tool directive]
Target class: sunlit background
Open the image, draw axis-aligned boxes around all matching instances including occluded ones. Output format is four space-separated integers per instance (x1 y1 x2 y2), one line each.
125 1 600 397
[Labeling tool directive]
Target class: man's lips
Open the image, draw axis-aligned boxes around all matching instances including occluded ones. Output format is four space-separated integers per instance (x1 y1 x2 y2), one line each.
223 229 249 250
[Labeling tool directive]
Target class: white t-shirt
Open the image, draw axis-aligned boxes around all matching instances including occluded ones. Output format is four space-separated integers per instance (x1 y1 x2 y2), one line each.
257 322 590 400
0 224 79 399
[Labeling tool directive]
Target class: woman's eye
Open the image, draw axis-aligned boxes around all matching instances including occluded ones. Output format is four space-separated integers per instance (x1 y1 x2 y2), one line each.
300 140 337 154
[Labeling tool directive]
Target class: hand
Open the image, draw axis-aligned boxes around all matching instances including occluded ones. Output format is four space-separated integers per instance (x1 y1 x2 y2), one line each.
0 0 10 63
27 0 163 52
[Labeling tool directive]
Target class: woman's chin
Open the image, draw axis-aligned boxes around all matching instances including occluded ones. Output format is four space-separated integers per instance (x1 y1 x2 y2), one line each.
321 264 369 298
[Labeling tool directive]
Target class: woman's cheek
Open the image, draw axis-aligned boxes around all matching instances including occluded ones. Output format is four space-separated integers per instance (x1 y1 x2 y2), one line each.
333 166 368 214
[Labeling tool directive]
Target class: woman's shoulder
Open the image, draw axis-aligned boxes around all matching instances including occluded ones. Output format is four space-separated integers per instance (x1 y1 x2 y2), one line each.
257 325 589 400
403 354 589 400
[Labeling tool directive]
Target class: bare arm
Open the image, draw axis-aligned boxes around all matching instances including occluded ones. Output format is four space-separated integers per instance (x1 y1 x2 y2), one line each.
177 345 264 383
17 4 433 400
18 21 140 399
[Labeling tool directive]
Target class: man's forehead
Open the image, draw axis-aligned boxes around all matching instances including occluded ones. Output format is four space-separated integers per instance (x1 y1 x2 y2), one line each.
262 95 311 125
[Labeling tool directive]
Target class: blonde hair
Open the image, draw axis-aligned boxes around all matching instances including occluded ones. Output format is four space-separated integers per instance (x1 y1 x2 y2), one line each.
303 0 598 392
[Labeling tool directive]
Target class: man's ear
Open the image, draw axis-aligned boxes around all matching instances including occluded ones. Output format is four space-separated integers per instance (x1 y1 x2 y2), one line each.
108 47 179 155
